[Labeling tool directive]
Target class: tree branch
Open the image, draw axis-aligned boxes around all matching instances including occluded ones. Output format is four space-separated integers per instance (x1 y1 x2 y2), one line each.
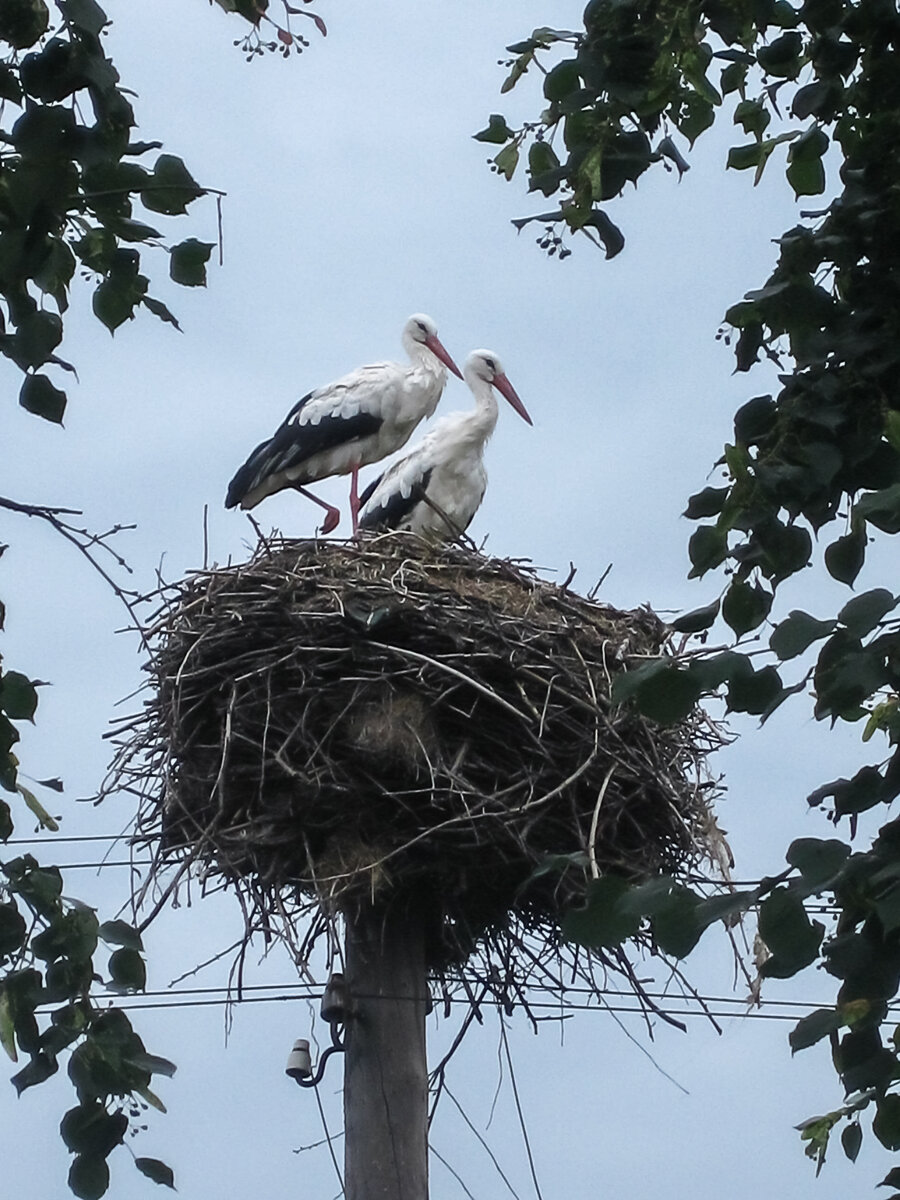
0 495 146 646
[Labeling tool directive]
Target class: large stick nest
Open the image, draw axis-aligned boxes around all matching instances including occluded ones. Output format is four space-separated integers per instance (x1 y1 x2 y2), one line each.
114 535 725 974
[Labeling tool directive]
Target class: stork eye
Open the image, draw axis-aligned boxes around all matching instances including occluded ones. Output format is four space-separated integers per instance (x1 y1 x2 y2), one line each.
416 321 428 334
484 358 496 372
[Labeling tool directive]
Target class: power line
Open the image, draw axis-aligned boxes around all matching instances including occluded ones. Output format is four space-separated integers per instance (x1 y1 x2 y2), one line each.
40 980 881 1022
1 841 837 895
0 837 808 891
85 979 853 1008
4 834 130 845
25 860 152 871
67 993 843 1021
2 861 848 920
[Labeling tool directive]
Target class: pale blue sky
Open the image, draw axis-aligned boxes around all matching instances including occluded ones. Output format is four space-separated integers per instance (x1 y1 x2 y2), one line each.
1 2 891 1196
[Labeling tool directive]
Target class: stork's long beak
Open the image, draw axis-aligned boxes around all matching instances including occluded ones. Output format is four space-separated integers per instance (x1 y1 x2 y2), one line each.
426 333 464 379
493 373 533 426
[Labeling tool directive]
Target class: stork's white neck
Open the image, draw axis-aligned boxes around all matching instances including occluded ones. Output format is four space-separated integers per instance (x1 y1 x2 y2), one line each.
459 368 500 445
402 328 442 372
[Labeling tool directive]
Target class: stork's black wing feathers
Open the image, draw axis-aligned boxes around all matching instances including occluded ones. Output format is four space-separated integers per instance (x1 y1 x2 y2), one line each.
225 408 383 508
358 468 433 531
282 389 315 425
225 432 279 508
357 471 383 511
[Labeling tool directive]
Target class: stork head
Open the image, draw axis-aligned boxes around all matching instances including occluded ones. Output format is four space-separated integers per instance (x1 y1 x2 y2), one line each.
404 314 463 378
464 350 533 426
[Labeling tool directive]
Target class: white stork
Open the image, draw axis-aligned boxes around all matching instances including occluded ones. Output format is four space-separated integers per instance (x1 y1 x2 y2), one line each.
225 315 462 533
357 349 531 539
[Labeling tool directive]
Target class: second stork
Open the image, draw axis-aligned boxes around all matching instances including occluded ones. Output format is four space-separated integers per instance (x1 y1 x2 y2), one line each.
358 350 531 539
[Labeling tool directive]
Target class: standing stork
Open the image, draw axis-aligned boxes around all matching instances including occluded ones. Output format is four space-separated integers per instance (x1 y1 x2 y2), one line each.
225 315 462 533
357 349 531 539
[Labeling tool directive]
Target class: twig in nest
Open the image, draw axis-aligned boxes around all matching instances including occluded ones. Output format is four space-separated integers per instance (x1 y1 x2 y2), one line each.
587 763 617 880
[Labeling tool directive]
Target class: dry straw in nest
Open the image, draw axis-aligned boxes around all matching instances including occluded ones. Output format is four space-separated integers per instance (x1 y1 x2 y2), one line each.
113 534 726 977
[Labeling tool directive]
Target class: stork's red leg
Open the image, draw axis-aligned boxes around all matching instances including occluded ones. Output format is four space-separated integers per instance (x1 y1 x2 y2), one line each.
349 464 361 534
296 486 341 535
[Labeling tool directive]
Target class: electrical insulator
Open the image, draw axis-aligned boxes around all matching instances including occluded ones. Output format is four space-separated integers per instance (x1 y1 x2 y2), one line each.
321 972 348 1024
285 1038 312 1083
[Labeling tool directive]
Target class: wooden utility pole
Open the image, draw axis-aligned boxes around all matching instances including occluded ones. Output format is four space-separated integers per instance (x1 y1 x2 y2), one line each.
343 904 429 1200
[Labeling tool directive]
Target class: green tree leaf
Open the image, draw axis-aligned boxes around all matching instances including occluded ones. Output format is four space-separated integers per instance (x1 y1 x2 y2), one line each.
648 886 704 958
0 987 16 1061
59 0 108 36
687 524 728 577
629 665 704 725
60 1103 128 1158
841 1122 862 1163
5 858 62 918
758 889 824 977
856 486 900 535
473 113 513 144
874 1094 900 1152
671 599 720 634
17 783 58 831
725 664 783 715
683 486 729 519
0 671 39 720
786 126 829 197
786 152 825 197
722 580 772 636
825 527 866 586
125 1051 176 1078
790 1008 842 1053
770 610 836 659
12 1050 58 1094
493 142 520 181
561 875 641 948
527 140 561 195
169 238 214 287
19 373 67 423
734 98 770 138
107 947 147 992
135 1158 176 1189
543 58 579 102
0 0 49 49
0 902 27 959
92 279 137 333
838 589 898 637
786 838 850 890
141 295 181 329
68 1153 110 1200
98 920 143 951
141 153 203 215
8 309 63 369
727 142 763 171
756 30 803 78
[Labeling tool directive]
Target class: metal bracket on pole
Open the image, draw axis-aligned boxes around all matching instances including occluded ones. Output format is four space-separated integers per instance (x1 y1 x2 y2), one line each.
285 972 348 1088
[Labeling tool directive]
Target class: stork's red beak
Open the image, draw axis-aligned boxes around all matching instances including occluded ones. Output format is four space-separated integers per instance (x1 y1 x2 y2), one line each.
493 373 532 426
425 333 464 379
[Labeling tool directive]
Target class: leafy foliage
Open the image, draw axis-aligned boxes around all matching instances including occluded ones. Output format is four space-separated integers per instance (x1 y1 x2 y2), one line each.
492 0 900 1185
0 840 176 1193
0 0 330 1191
0 0 210 424
0 662 175 1193
0 1 211 1192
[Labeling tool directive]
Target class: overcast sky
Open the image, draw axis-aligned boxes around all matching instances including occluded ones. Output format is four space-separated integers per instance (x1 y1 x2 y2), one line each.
1 2 892 1196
